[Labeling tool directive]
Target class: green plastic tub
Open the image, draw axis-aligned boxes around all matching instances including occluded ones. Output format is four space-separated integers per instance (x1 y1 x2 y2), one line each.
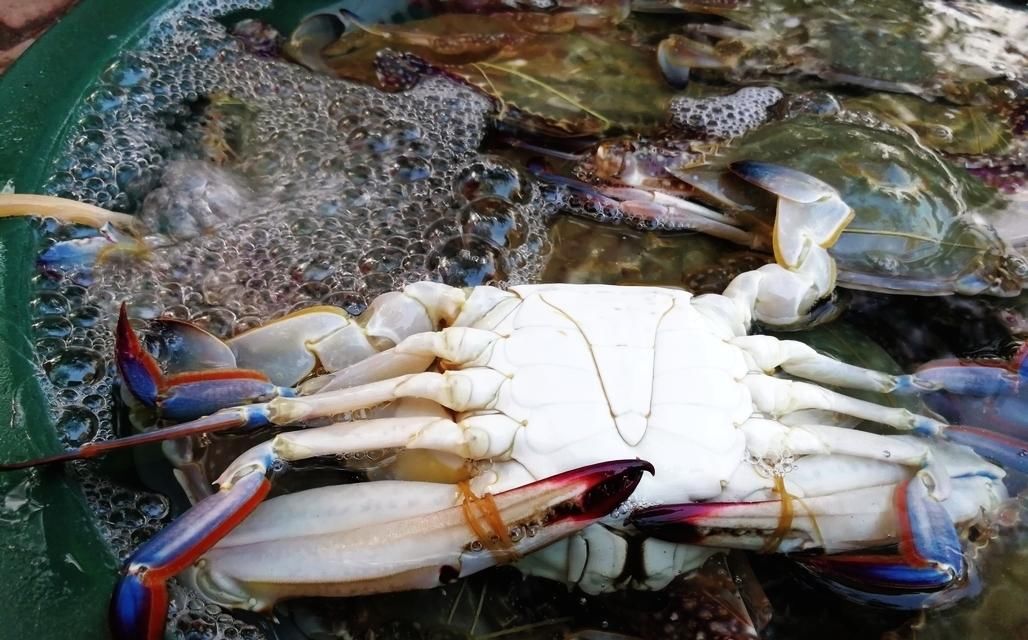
0 2 407 637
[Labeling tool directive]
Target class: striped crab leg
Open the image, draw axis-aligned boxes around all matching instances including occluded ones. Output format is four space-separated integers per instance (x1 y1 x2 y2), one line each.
109 459 653 640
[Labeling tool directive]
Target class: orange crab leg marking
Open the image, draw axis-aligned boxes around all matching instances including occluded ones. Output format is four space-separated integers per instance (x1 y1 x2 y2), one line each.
458 480 515 556
760 474 794 554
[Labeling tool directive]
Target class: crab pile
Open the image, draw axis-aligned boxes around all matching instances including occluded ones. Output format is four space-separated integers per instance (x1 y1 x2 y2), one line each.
3 1 1028 639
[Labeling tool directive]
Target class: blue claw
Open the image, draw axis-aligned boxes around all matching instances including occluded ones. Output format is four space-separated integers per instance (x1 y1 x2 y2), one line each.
797 555 981 610
793 475 968 611
110 469 271 640
116 304 292 421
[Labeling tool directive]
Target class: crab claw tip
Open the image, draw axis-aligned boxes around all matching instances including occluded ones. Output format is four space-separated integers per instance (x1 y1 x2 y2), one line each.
626 502 716 542
555 459 653 521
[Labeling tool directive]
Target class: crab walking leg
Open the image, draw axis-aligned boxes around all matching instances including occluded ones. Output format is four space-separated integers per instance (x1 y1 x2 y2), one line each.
739 418 930 467
188 461 651 612
744 375 947 436
215 413 522 487
733 336 933 394
109 468 271 640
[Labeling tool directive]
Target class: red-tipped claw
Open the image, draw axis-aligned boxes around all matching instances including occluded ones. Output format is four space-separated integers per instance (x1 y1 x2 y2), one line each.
116 304 293 422
108 460 652 638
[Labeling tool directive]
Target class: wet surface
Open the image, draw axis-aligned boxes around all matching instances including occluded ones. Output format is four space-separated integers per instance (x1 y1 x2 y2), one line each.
6 0 1028 639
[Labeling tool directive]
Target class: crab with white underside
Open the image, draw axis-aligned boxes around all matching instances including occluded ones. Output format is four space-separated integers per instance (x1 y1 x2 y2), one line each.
1 161 1025 640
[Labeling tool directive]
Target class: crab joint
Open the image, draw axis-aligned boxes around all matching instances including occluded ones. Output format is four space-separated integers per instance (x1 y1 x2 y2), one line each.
458 480 516 557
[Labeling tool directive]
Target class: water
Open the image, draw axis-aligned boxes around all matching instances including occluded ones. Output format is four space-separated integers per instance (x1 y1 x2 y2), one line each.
11 0 1028 638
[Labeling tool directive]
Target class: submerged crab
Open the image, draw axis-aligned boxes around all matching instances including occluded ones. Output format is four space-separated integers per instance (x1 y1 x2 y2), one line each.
646 0 1027 106
3 164 1027 639
288 9 677 138
537 109 1028 297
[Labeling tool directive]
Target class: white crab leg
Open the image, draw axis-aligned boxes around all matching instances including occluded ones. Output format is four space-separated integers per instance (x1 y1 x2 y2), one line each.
268 368 507 424
311 325 502 393
734 336 906 393
216 413 522 487
739 418 929 467
744 375 946 435
228 282 469 387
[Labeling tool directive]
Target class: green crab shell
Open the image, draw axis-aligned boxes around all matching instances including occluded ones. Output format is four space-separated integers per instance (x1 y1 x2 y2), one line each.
725 115 1022 296
313 14 677 138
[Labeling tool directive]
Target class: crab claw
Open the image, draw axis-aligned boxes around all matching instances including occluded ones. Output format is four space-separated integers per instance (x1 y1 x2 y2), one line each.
109 460 652 639
632 472 970 609
792 473 970 608
116 304 292 421
729 161 854 271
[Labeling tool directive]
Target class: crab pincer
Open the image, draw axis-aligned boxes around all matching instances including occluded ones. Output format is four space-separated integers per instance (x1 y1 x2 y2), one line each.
630 468 975 609
116 303 294 422
109 459 653 640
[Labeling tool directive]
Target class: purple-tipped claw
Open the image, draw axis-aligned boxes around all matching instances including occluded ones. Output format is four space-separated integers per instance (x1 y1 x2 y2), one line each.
542 459 655 524
116 303 163 409
110 469 271 640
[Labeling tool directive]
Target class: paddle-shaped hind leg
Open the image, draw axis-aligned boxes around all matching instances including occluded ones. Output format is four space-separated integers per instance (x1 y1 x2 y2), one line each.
110 469 270 640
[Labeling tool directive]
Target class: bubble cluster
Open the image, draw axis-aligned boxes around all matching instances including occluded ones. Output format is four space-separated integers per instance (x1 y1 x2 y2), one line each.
669 86 783 139
26 3 557 638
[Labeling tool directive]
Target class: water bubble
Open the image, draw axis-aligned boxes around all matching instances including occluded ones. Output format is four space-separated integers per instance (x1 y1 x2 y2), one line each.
56 406 100 446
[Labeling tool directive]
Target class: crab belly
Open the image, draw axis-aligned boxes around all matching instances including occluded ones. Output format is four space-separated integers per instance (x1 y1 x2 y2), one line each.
471 285 753 507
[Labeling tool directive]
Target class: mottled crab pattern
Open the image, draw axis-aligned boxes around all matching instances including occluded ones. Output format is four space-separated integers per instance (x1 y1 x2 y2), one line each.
3 163 1028 640
646 0 1027 106
288 8 695 138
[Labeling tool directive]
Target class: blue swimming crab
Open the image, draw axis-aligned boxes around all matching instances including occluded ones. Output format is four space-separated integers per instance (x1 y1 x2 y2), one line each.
645 0 1027 106
2 162 1027 639
536 108 1028 297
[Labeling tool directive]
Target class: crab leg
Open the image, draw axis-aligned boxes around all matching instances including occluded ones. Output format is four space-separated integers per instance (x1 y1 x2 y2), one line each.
110 467 270 640
745 375 946 435
1 326 506 470
110 460 652 639
734 336 924 393
526 162 762 246
630 472 969 604
214 413 522 486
